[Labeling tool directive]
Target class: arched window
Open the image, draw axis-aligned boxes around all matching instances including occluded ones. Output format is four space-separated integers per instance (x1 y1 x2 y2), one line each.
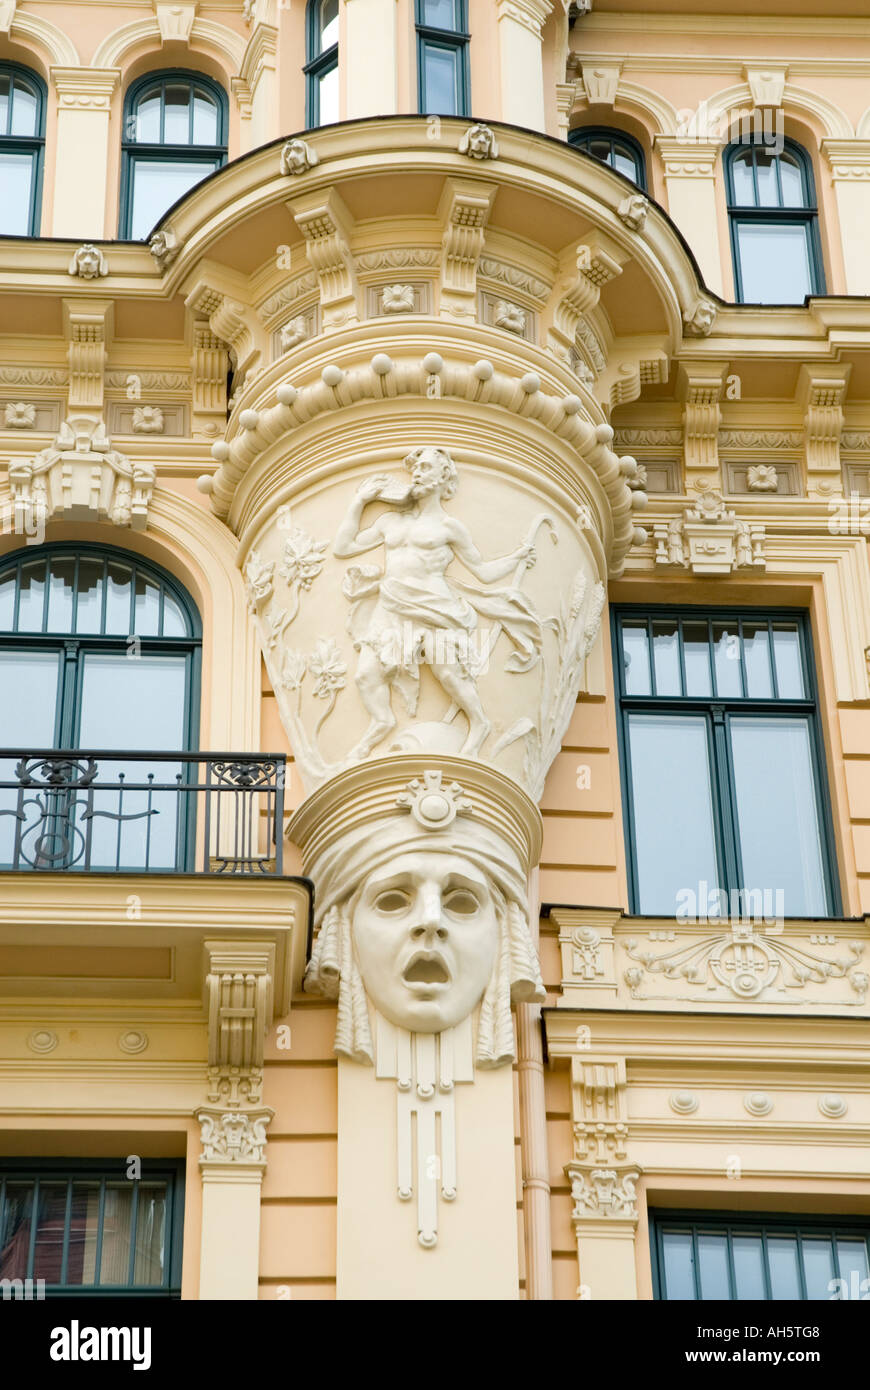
415 0 469 117
725 139 824 303
305 0 339 127
0 63 46 236
569 127 646 189
0 546 201 870
120 71 227 239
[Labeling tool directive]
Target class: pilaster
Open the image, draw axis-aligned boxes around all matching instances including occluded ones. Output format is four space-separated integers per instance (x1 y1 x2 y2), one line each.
51 69 119 239
822 141 870 295
654 138 723 295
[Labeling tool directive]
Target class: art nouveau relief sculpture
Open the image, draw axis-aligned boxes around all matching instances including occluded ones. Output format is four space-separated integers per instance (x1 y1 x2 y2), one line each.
245 445 605 800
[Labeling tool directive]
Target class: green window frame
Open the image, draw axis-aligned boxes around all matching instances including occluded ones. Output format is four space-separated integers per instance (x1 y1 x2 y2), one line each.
569 126 647 190
0 62 46 237
651 1210 870 1301
0 544 202 871
613 607 839 919
0 1159 184 1297
305 0 339 128
725 138 824 304
415 0 470 117
120 70 227 240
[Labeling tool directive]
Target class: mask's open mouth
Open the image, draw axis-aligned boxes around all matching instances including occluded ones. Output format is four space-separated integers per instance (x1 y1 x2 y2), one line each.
403 953 450 985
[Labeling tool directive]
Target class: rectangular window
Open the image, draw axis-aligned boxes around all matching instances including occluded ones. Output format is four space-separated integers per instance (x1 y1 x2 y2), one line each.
415 0 469 115
732 220 815 304
0 1161 183 1296
652 1212 870 1300
614 609 838 918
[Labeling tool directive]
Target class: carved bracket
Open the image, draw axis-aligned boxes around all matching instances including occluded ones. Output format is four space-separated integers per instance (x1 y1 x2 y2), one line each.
8 416 154 531
653 490 765 575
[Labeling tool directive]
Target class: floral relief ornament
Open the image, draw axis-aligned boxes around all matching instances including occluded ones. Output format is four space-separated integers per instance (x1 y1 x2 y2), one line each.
381 284 416 314
4 402 35 428
279 315 309 351
493 300 527 334
132 405 164 434
747 463 778 492
243 549 274 611
278 526 328 621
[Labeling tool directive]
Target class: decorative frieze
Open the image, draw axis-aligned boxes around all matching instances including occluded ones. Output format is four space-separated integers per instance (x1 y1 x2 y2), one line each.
8 416 155 532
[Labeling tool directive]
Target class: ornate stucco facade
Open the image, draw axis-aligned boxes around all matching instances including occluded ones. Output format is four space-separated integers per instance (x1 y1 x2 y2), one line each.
2 0 870 1303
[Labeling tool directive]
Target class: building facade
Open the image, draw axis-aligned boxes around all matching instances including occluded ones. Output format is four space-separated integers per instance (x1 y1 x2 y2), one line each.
1 0 870 1302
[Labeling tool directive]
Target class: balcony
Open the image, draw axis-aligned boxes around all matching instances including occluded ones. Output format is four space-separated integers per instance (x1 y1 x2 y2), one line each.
0 750 286 875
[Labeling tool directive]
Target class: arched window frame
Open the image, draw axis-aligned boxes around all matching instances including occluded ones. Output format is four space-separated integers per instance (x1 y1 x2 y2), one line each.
0 543 202 751
568 126 647 191
724 137 825 304
305 0 339 128
0 62 46 237
415 0 470 117
119 69 228 240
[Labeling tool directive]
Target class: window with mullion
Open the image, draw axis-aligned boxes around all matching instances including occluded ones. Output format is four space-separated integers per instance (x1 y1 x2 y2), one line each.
0 546 201 872
569 126 647 190
652 1210 870 1301
0 63 46 236
0 1160 184 1296
614 608 838 919
416 0 469 116
305 0 339 127
120 71 227 239
725 139 824 304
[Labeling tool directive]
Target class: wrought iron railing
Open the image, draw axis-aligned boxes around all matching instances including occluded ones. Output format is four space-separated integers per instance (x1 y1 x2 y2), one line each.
0 751 286 874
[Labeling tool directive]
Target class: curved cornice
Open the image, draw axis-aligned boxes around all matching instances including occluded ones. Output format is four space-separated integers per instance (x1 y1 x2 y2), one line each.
92 16 246 73
12 12 80 67
702 81 852 140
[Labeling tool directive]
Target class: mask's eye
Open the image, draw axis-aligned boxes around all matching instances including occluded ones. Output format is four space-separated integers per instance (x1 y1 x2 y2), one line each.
444 889 480 916
373 889 411 913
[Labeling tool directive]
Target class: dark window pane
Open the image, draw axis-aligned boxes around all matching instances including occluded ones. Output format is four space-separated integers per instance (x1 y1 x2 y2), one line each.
32 1183 68 1282
319 0 339 47
10 77 38 136
67 1182 100 1285
772 622 805 696
731 150 755 204
0 72 9 134
16 557 47 630
735 222 813 304
318 63 339 124
683 621 712 697
627 713 720 915
47 555 76 632
0 566 15 628
162 591 188 637
621 620 650 695
75 557 105 633
0 1182 33 1279
133 569 161 636
192 88 218 144
0 151 35 234
133 1184 168 1285
421 0 458 27
742 622 773 698
662 1230 696 1298
837 1239 869 1287
100 1184 133 1285
768 1235 802 1299
129 157 219 238
135 88 162 143
652 620 681 695
586 138 611 163
733 1235 766 1299
612 148 638 181
163 83 191 144
802 1238 835 1300
422 43 460 114
105 561 133 635
698 1232 731 1299
730 716 828 916
779 153 805 208
713 622 742 696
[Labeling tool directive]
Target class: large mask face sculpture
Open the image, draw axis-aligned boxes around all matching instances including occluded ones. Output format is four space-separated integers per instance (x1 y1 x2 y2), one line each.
352 850 499 1034
303 776 544 1066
